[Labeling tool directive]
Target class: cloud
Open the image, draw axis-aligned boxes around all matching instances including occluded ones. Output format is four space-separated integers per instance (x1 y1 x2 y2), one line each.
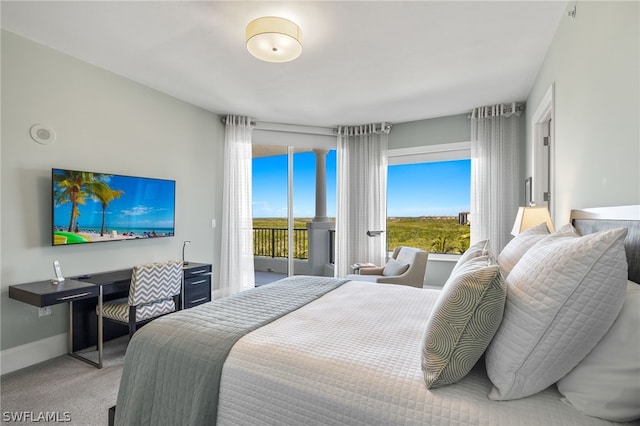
121 205 152 216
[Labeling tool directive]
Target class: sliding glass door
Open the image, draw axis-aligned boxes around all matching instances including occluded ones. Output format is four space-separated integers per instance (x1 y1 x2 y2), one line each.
252 145 336 281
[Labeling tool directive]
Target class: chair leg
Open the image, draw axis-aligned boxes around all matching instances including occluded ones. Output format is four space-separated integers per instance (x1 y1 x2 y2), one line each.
128 306 137 338
108 406 116 426
173 294 181 311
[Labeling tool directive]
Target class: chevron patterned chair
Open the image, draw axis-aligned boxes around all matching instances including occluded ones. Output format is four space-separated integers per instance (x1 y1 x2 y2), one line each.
96 260 183 362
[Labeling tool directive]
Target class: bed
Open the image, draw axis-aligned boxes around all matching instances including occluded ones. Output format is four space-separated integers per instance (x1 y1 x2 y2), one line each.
113 206 640 426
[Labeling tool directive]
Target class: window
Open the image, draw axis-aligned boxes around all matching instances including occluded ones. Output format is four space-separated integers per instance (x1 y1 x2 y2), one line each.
387 143 471 254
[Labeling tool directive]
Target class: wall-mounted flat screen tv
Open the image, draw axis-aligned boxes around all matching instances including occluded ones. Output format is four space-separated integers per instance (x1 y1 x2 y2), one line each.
52 168 175 246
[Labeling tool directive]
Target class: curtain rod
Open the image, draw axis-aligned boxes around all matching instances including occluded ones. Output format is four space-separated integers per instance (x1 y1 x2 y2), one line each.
220 117 335 136
468 103 525 119
220 117 256 126
221 117 392 135
335 123 392 135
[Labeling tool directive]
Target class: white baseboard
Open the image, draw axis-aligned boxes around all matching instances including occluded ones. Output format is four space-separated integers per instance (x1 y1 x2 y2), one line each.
1 333 67 375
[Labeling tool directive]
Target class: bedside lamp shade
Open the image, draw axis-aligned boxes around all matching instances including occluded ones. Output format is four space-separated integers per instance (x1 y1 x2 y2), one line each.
511 206 555 236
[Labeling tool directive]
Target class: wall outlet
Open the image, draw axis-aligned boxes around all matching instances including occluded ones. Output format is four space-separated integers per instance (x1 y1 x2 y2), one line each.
211 219 216 228
38 306 52 317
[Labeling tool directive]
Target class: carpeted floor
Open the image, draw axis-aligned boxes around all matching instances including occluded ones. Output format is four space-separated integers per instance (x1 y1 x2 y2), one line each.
1 337 128 426
1 274 286 425
254 271 287 287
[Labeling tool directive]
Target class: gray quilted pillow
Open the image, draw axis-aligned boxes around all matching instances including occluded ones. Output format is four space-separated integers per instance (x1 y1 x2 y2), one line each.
486 228 628 400
421 255 506 388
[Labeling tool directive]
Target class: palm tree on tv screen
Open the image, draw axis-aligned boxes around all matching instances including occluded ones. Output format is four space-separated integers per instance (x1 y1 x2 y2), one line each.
88 181 124 236
54 171 122 236
53 170 95 232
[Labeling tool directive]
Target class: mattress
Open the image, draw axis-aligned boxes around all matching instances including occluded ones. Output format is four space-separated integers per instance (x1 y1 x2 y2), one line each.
217 281 632 426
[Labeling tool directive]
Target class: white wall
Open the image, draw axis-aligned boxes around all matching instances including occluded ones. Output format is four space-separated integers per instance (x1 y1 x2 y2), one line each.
526 1 639 225
389 113 470 149
0 31 224 356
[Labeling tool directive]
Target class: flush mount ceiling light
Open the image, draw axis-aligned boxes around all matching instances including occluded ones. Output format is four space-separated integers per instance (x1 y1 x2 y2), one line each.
246 16 302 63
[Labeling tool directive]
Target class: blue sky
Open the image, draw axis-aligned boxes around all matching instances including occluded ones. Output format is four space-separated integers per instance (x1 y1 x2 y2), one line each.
387 159 470 217
252 152 470 218
53 171 175 230
252 151 336 218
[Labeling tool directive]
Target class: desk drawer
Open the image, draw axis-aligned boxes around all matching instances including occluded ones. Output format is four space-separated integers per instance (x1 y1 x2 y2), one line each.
183 265 211 308
184 283 210 308
184 264 212 279
45 286 100 306
9 280 99 307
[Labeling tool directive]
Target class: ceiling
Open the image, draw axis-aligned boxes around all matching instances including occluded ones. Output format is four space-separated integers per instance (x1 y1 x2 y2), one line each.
1 1 568 128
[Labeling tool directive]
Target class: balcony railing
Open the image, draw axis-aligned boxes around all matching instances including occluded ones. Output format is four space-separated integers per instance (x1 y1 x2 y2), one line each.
253 228 308 259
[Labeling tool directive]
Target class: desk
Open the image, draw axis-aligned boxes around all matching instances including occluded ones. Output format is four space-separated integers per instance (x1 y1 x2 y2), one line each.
9 263 212 368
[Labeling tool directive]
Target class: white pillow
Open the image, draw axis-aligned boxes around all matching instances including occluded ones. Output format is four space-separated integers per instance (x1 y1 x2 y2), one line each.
382 258 410 276
486 228 628 400
497 222 549 277
451 239 490 274
557 282 640 422
554 222 580 236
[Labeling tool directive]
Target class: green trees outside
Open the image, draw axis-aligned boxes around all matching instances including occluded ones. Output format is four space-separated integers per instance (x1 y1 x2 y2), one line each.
386 217 470 254
252 217 470 257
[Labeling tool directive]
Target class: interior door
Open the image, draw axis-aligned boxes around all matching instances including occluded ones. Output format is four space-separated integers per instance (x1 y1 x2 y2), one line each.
532 84 555 220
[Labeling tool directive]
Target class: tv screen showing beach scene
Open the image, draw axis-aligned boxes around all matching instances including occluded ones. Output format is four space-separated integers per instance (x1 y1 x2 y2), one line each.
52 168 175 246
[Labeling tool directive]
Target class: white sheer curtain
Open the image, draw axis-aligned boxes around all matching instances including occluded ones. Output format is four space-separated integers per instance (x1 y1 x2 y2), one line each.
220 115 255 295
335 123 390 277
470 104 522 253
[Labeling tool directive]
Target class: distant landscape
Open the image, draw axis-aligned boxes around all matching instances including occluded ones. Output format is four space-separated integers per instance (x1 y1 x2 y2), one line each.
252 216 470 257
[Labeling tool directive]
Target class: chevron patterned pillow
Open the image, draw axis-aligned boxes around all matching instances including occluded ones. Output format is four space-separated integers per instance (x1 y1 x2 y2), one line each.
421 255 506 389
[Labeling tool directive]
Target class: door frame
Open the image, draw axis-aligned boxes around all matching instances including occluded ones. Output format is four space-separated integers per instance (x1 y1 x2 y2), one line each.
531 83 556 220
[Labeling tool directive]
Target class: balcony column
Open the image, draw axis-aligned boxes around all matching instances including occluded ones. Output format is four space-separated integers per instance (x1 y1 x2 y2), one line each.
307 148 334 276
312 148 329 223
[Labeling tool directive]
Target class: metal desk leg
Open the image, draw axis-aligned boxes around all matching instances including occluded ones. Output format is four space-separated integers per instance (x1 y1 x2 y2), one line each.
98 287 103 368
68 286 103 369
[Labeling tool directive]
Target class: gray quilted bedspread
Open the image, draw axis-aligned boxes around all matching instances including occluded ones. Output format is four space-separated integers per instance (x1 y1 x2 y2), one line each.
114 276 348 426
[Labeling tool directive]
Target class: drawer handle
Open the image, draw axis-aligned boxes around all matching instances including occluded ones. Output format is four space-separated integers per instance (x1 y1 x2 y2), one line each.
189 297 208 304
188 279 207 285
57 292 93 301
189 269 208 275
